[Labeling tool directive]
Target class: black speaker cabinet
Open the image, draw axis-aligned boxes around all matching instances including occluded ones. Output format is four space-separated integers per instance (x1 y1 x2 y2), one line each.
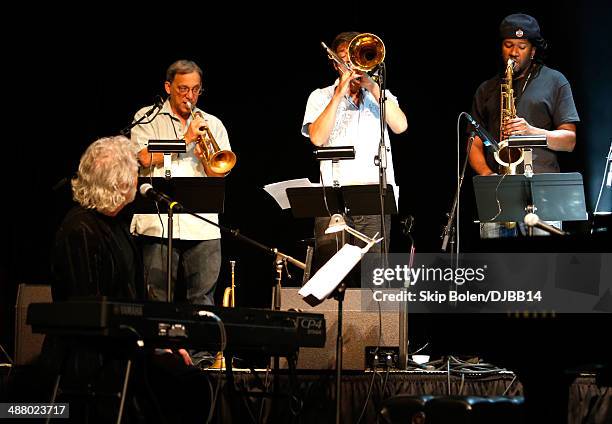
281 287 403 370
14 284 52 365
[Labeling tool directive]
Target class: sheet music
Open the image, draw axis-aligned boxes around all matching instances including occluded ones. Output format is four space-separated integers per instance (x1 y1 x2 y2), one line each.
299 243 373 302
263 178 320 210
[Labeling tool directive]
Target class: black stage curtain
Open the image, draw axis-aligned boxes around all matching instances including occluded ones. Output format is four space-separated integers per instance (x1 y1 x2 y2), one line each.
215 370 522 423
568 376 612 424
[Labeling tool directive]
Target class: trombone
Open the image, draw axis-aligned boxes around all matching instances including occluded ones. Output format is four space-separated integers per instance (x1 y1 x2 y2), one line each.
321 33 385 82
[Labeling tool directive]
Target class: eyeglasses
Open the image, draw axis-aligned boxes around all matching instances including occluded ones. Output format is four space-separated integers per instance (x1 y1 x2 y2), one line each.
176 85 203 96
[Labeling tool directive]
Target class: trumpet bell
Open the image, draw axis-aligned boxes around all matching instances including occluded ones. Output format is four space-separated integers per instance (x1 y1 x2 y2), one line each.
209 150 237 175
348 33 385 72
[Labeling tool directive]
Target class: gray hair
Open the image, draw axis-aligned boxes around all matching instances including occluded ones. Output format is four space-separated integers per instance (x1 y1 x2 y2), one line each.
165 59 203 83
71 135 139 214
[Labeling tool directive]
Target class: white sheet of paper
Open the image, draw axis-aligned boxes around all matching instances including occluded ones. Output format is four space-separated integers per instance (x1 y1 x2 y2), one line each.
299 243 363 301
263 178 319 210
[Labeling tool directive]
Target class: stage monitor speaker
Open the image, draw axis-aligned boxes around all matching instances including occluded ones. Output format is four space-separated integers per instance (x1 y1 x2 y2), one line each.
14 284 52 365
281 287 403 370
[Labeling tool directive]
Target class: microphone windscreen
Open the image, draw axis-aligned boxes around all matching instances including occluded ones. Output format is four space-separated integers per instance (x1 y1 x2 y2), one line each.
139 183 153 196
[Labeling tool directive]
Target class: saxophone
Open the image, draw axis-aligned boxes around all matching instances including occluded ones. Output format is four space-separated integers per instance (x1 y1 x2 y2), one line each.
494 59 525 175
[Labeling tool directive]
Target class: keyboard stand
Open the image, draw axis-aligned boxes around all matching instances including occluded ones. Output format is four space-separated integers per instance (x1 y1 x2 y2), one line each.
46 342 133 424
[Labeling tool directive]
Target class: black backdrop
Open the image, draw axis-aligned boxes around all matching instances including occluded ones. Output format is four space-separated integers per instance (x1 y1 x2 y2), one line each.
2 1 611 356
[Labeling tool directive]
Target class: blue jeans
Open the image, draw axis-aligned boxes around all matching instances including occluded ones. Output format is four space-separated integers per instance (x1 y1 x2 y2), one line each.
141 237 221 305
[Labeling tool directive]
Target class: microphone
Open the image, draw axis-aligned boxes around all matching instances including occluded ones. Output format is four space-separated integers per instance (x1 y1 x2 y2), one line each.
144 96 165 117
139 183 183 211
524 213 567 236
464 113 500 151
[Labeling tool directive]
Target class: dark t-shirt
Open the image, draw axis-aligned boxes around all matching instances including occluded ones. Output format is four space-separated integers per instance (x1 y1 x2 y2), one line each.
471 65 580 173
51 205 143 301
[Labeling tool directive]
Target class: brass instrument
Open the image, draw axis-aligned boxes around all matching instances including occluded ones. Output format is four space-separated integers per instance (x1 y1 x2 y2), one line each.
186 101 236 176
211 260 236 369
494 59 525 175
321 32 385 79
222 260 236 307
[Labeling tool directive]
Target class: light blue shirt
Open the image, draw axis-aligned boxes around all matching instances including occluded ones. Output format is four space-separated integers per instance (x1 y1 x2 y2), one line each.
302 83 398 189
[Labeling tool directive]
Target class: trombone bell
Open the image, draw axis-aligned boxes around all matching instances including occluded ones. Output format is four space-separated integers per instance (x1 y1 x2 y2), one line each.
348 33 385 72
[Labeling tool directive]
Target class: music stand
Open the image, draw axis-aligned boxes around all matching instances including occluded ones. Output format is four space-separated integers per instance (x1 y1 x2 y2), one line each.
286 184 397 217
287 184 395 423
133 177 225 301
473 172 588 234
133 177 225 214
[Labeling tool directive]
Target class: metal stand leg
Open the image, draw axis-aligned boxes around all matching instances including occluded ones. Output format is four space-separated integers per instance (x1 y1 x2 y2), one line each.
166 210 174 302
335 288 345 424
116 359 132 424
45 374 62 424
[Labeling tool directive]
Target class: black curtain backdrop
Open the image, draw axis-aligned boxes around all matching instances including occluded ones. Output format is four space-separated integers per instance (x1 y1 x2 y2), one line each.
2 1 611 356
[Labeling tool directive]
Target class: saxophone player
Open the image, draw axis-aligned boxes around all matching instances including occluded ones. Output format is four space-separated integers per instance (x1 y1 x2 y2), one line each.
468 14 580 238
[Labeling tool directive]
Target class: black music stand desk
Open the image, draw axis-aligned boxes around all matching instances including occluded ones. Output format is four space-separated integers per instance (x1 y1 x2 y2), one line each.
473 172 588 225
133 177 225 214
286 184 397 218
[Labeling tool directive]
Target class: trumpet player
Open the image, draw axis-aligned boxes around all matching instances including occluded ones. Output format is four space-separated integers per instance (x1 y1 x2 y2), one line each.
302 31 408 277
468 14 579 238
130 60 230 320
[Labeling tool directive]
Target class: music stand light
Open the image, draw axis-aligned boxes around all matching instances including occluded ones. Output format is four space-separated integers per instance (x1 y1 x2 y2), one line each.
147 139 187 153
325 213 383 245
313 146 356 161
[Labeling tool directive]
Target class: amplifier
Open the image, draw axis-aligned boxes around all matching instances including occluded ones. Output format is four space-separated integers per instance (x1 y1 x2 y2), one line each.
14 284 52 365
280 288 403 370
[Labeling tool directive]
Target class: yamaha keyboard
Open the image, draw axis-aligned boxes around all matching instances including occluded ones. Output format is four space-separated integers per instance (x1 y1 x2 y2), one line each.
27 299 326 355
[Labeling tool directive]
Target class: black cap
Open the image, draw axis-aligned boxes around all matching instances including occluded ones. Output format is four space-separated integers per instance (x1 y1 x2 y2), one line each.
499 13 541 40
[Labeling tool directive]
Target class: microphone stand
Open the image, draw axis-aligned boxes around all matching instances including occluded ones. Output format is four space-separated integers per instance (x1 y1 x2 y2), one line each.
120 113 149 136
166 205 175 302
374 63 389 256
119 97 164 136
177 207 306 280
441 134 475 255
178 207 305 401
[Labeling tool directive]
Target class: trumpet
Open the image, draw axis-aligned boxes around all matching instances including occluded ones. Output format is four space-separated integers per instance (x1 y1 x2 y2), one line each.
222 260 236 307
210 260 236 369
186 101 236 176
321 33 385 81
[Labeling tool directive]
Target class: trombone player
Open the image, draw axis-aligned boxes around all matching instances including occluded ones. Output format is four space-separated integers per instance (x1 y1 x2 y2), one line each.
130 60 231 327
302 31 408 278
